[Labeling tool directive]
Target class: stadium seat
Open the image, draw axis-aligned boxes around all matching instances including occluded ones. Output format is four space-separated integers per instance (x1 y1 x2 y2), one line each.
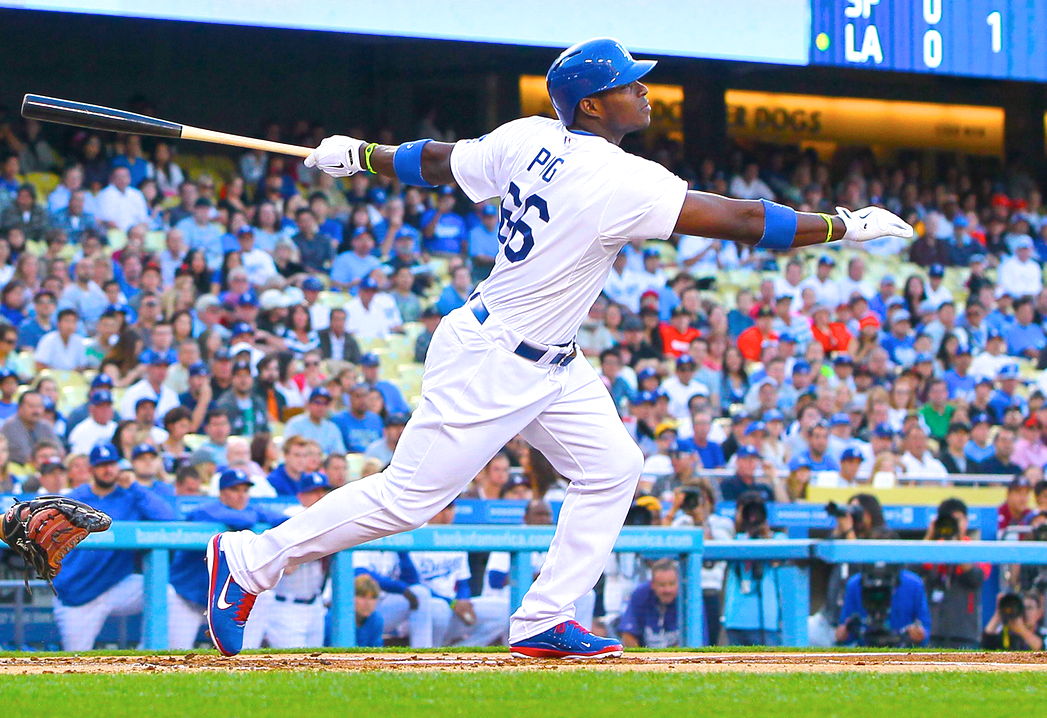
356 337 388 353
106 228 128 250
345 452 367 482
145 231 166 253
24 171 60 199
59 385 87 413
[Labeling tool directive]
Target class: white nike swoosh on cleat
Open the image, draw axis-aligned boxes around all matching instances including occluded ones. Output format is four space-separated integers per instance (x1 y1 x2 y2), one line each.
216 574 235 610
580 641 591 648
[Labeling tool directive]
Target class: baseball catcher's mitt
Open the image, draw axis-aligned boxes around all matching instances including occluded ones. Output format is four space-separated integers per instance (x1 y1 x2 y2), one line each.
0 496 112 594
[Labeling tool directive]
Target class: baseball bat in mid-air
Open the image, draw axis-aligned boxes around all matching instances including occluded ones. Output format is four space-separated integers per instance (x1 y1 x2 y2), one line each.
21 94 313 158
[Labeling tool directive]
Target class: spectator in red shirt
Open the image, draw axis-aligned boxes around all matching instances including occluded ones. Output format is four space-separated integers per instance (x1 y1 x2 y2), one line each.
737 306 778 363
998 475 1034 534
660 306 701 358
810 304 853 355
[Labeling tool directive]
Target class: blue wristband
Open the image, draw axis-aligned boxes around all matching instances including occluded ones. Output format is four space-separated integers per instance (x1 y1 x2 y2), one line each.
393 139 435 188
756 199 797 251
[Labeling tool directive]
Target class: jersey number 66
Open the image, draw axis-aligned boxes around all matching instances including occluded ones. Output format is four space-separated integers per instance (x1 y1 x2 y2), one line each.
498 182 549 263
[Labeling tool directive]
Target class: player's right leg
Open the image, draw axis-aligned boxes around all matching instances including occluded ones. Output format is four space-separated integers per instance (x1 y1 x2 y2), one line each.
509 359 643 658
208 308 557 655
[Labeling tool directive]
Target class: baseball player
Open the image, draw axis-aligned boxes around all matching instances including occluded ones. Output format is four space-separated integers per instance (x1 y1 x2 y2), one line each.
352 547 440 648
207 37 912 659
255 471 331 648
168 467 287 649
412 502 508 647
52 443 176 651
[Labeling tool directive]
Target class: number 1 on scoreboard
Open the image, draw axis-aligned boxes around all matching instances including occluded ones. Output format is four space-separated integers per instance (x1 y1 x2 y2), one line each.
987 11 1002 54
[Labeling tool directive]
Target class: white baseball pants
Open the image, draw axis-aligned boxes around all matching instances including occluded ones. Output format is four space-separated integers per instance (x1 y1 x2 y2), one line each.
377 584 438 647
53 574 143 652
221 306 643 643
167 589 204 649
264 599 326 648
432 595 509 647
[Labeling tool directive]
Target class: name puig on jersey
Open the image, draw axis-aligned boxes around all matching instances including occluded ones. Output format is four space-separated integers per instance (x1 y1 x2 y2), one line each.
527 148 565 183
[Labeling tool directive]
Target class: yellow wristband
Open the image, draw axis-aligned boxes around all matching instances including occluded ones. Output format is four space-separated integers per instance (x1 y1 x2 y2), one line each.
363 142 379 174
819 213 834 243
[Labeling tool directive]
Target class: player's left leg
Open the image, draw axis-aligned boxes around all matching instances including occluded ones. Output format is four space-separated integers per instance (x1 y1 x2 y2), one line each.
509 359 642 655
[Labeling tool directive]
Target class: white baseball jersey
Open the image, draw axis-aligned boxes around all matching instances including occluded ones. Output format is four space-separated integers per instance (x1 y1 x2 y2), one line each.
451 117 688 345
410 550 471 600
352 550 401 580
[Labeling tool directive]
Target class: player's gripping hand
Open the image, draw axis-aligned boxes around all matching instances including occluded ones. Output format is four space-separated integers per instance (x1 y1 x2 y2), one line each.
835 205 914 243
304 135 367 178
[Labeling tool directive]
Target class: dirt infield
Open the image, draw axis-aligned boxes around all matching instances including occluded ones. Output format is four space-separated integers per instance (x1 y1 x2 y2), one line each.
1 651 1046 675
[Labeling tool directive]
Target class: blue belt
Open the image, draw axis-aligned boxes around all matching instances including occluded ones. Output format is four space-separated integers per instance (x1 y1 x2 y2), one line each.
469 296 576 367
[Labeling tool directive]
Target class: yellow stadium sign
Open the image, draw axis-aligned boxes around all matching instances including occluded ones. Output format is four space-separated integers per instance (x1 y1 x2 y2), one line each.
519 75 683 143
726 90 1004 156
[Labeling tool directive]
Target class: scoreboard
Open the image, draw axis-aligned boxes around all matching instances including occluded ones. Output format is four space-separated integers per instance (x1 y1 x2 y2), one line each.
810 0 1047 81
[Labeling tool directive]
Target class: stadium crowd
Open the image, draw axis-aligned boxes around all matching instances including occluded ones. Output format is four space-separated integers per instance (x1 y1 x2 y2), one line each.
0 105 1046 652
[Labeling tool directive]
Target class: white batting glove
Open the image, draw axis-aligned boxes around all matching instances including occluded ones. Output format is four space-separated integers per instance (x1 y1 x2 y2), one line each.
303 135 366 178
835 205 914 243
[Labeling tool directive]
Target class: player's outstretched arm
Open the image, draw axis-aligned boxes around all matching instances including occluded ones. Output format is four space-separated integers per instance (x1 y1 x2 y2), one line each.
304 135 455 186
674 191 913 249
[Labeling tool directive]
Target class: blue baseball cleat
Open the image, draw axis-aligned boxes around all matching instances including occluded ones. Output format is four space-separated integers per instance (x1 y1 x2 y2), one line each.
510 620 623 659
206 534 257 657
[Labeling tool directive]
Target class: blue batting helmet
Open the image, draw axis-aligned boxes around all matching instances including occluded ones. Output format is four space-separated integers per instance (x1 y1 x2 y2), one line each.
546 37 656 125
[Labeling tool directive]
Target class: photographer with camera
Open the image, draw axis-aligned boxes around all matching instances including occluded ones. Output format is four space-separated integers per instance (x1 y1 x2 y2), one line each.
722 491 788 646
918 498 990 648
981 592 1045 650
808 494 888 646
664 480 734 645
836 561 931 647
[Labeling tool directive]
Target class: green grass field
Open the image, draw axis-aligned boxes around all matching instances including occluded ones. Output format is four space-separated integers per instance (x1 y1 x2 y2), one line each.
3 670 1044 718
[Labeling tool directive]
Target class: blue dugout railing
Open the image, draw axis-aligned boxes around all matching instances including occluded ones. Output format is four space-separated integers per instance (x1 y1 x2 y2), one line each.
70 523 1047 650
77 523 706 649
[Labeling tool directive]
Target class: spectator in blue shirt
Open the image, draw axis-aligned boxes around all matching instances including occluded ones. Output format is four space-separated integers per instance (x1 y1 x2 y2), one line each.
943 344 975 400
676 410 725 469
354 574 385 647
422 186 466 255
110 135 152 186
1005 297 1046 359
331 228 382 293
880 310 916 367
468 204 500 281
988 364 1028 423
309 192 344 247
332 383 385 452
986 294 1016 337
16 289 55 350
837 566 931 647
436 266 472 317
51 443 177 651
175 198 224 272
720 446 776 502
50 189 98 244
789 421 840 472
293 208 335 273
618 558 681 648
264 434 312 496
168 467 288 648
359 352 410 415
